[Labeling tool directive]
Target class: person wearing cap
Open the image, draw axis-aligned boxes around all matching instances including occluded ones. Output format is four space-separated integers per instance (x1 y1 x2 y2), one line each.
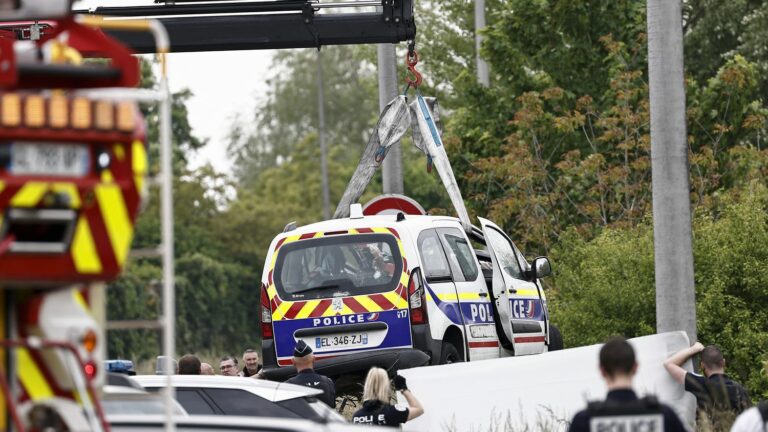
284 340 336 407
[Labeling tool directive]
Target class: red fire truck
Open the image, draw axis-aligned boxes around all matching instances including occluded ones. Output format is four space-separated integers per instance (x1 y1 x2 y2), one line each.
0 2 158 430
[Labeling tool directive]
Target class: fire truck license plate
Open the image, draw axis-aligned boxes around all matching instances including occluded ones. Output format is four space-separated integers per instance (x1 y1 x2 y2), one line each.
315 333 368 350
11 143 89 177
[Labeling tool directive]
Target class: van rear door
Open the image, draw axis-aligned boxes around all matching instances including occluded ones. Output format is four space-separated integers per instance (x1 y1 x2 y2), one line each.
269 231 410 366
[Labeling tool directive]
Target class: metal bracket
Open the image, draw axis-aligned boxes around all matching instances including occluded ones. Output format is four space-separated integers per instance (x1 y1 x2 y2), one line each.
302 2 315 24
383 0 394 23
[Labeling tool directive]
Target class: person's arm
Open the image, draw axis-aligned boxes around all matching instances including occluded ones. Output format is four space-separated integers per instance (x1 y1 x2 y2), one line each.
394 375 423 421
664 342 704 384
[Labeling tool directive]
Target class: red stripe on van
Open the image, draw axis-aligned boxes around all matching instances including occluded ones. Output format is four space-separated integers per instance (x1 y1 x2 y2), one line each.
275 237 287 250
299 232 316 240
468 341 499 348
356 227 374 233
308 299 332 317
344 297 368 314
370 294 395 310
283 301 307 319
514 336 546 343
386 227 400 239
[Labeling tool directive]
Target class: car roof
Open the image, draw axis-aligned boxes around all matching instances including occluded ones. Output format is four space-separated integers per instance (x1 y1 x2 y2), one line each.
132 375 323 402
108 414 364 432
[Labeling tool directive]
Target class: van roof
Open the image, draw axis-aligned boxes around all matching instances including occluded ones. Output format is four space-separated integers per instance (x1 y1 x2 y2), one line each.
284 214 462 237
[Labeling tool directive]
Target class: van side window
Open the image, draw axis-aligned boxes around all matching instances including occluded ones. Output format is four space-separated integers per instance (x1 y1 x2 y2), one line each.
417 230 451 280
485 228 524 280
439 228 479 282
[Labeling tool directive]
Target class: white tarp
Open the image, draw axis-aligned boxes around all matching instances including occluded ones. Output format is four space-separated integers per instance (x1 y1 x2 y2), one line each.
398 331 697 432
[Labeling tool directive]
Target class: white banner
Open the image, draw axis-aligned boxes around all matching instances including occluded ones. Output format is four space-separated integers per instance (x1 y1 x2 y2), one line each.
399 331 697 432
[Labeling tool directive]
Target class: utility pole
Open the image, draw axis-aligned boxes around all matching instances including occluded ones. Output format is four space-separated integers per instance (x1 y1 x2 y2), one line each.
647 0 697 342
377 43 404 194
317 50 330 219
475 0 489 86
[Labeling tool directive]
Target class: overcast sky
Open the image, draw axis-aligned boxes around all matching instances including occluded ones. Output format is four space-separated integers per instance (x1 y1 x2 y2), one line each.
75 0 275 173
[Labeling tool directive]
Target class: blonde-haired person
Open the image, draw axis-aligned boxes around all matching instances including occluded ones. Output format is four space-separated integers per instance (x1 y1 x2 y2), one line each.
352 367 424 427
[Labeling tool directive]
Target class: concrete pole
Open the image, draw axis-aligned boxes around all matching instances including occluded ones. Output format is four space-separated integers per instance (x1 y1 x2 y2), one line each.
647 0 697 343
159 54 176 432
475 0 489 86
317 50 330 220
377 43 403 194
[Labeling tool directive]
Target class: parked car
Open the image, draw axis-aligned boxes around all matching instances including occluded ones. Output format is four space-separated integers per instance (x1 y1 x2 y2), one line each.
102 385 187 417
132 375 344 423
109 415 365 432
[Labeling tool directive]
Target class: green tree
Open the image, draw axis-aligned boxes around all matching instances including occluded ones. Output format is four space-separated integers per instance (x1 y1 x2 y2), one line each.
550 179 768 398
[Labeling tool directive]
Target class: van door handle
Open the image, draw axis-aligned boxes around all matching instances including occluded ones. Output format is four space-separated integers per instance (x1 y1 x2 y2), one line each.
508 288 517 294
478 292 488 298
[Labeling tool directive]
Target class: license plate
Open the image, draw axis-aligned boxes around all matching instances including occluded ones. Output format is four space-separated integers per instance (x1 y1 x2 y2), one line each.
315 333 368 350
11 143 89 177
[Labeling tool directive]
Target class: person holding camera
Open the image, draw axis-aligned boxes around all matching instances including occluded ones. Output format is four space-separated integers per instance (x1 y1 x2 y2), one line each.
352 367 424 427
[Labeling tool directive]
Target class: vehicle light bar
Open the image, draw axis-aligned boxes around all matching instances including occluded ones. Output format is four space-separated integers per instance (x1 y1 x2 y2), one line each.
0 92 138 133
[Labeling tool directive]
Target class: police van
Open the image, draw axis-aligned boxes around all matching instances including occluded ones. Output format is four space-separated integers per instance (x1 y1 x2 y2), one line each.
260 199 562 383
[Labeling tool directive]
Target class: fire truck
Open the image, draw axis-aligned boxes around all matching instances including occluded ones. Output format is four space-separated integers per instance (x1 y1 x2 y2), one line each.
0 2 159 429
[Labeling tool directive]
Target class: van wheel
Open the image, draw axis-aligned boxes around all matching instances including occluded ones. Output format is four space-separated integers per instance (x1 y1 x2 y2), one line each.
548 324 564 351
439 342 463 364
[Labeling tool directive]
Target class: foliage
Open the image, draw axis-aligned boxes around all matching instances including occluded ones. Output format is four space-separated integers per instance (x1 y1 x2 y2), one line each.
549 179 768 398
449 1 768 254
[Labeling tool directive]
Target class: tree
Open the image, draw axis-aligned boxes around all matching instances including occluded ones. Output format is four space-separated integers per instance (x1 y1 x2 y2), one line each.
550 179 768 398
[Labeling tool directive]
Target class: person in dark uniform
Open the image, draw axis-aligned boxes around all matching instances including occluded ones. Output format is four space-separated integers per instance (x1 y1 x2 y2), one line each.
568 336 687 432
352 367 424 427
284 340 336 407
664 342 751 425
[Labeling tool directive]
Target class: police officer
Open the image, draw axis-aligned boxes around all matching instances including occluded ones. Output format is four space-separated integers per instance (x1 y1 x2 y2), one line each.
352 367 424 427
284 340 336 407
664 342 750 422
568 337 687 432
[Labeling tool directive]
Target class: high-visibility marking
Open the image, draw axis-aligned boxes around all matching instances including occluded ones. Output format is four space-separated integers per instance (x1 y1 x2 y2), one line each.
309 299 332 318
51 183 81 209
437 292 484 301
10 182 47 207
354 295 380 313
72 289 93 319
383 291 407 309
0 180 5 194
294 300 321 320
369 294 394 310
71 216 102 273
101 169 114 183
468 341 499 348
514 289 539 297
17 348 54 400
343 297 368 314
132 140 147 193
113 144 126 161
514 336 546 343
273 301 292 321
95 184 133 266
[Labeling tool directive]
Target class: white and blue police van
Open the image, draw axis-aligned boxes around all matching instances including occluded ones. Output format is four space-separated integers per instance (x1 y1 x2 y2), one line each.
260 199 562 387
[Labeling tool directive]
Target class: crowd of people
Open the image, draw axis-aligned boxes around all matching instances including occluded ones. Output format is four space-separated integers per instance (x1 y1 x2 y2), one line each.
164 336 765 431
170 340 424 428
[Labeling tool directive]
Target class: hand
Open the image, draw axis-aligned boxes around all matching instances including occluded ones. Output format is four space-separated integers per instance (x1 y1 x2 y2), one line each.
692 342 705 352
394 375 407 391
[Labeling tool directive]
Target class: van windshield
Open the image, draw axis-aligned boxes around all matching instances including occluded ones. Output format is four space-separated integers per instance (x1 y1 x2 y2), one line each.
274 233 403 300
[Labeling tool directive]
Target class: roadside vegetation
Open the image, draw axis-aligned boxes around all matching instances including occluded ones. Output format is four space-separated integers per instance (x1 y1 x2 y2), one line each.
107 0 768 400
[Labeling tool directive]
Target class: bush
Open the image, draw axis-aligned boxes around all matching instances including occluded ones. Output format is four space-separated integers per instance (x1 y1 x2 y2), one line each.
549 182 768 398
